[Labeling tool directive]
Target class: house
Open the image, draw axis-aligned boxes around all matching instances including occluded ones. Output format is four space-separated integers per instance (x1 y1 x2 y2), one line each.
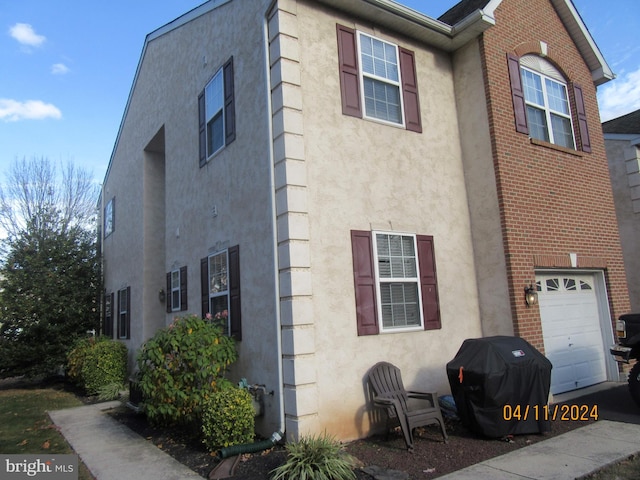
99 0 630 442
603 109 640 312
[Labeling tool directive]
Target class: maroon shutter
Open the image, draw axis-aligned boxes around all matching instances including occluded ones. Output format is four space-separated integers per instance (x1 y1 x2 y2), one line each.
351 230 379 335
507 54 528 134
336 24 362 118
117 290 122 338
399 47 422 133
198 91 206 167
109 292 114 338
228 245 242 341
180 266 188 311
572 83 591 153
223 56 236 145
125 286 131 339
166 272 172 313
416 235 441 330
201 257 209 318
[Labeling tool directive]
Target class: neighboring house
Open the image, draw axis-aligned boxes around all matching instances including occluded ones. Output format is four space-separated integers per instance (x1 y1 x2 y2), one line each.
603 109 640 312
99 0 629 442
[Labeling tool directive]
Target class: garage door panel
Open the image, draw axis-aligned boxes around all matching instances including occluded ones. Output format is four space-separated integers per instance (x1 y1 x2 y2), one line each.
538 273 607 395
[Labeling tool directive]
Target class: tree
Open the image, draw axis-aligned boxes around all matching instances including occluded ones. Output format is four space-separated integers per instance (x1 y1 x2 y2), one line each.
0 157 98 242
0 158 100 378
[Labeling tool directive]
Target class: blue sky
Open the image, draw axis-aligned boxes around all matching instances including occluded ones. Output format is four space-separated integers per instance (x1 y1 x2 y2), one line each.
1 0 639 185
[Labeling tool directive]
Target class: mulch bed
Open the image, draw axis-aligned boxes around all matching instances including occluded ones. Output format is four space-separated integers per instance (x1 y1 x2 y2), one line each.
108 404 592 479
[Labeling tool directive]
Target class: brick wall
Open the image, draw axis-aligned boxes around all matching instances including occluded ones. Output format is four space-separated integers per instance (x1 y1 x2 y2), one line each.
479 0 630 351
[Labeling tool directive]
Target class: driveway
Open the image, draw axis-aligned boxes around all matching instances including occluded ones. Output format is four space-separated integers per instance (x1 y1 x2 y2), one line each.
556 382 640 425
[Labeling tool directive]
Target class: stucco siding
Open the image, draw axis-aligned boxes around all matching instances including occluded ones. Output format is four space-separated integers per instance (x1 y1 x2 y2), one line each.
292 1 483 440
453 39 513 337
103 0 284 434
605 139 640 311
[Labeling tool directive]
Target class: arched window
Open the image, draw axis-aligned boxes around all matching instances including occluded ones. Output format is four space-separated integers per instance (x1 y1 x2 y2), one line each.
519 55 575 149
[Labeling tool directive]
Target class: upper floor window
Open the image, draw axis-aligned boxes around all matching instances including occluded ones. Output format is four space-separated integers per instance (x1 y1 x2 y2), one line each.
337 25 422 133
508 53 592 152
358 33 403 125
205 70 225 156
198 57 235 167
104 197 114 238
520 56 574 149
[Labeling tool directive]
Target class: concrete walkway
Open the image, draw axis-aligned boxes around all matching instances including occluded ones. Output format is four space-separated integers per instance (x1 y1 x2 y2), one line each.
436 420 640 479
49 400 640 480
49 401 201 480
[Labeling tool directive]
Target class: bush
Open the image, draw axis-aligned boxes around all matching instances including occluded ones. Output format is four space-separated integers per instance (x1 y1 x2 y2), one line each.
202 384 255 450
270 433 357 480
137 314 237 426
67 336 128 395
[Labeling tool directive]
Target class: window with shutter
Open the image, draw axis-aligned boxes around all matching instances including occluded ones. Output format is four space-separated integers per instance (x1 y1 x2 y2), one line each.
508 54 589 152
351 230 440 335
337 24 421 132
201 246 241 340
198 56 236 167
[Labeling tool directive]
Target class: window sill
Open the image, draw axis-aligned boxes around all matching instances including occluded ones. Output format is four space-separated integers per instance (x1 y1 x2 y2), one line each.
529 138 583 157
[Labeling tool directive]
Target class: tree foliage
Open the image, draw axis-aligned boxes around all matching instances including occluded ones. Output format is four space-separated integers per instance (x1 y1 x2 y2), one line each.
0 158 100 378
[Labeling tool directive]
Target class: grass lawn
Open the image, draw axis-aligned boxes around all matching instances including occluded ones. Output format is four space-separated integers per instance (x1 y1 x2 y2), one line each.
0 381 95 480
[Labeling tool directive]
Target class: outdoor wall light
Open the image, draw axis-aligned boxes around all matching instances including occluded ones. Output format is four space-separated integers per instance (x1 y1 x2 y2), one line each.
524 284 538 307
158 288 166 303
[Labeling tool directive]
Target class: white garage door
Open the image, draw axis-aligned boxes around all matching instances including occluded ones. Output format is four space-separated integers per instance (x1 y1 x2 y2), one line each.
537 273 608 395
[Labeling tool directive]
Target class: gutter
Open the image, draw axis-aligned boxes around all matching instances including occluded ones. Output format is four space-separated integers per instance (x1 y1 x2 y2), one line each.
263 0 286 444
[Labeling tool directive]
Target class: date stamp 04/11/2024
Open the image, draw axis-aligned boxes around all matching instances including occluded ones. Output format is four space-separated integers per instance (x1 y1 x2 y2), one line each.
502 404 599 422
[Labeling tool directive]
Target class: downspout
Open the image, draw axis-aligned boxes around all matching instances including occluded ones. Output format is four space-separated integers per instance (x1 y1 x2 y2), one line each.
218 0 285 459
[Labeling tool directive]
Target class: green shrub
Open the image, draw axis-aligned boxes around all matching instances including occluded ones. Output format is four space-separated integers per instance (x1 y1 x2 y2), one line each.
66 337 94 385
202 384 255 450
137 314 237 426
66 336 128 395
270 433 357 480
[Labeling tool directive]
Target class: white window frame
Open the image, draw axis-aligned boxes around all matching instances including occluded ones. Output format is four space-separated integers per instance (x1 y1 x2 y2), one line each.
207 250 230 334
520 57 575 149
356 32 405 128
170 269 181 312
372 231 424 332
205 67 225 158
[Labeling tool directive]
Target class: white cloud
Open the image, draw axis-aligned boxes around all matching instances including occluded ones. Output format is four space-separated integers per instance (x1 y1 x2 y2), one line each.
598 66 640 122
8 23 46 47
0 99 62 122
51 63 69 75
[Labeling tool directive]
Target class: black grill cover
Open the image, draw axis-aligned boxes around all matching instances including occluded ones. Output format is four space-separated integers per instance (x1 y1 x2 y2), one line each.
446 336 552 438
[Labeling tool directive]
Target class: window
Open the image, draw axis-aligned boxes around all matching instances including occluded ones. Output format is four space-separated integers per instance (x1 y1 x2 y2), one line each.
351 230 440 335
201 245 241 339
198 57 235 167
103 292 114 338
508 54 591 152
104 197 114 238
117 287 130 340
166 266 187 313
337 25 422 132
